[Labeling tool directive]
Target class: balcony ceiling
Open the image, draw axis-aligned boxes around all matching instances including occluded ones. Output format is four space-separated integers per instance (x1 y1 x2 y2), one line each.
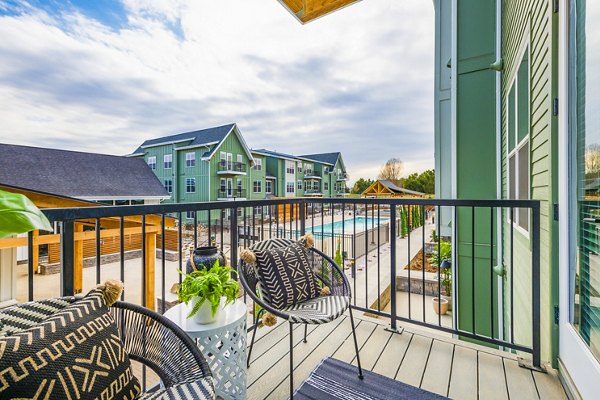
277 0 361 24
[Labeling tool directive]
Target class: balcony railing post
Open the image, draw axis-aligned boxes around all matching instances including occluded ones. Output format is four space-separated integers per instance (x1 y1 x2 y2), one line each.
230 206 239 279
299 200 306 236
60 220 75 296
388 204 399 332
532 203 541 370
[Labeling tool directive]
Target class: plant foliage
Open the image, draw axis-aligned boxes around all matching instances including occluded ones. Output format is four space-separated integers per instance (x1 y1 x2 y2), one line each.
0 189 53 239
428 241 452 295
178 260 239 318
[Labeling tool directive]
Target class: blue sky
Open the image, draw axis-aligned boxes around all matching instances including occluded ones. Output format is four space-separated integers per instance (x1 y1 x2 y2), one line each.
0 0 434 182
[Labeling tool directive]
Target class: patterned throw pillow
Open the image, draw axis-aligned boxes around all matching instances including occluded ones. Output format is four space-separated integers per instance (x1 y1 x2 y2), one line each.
254 242 321 309
0 289 141 399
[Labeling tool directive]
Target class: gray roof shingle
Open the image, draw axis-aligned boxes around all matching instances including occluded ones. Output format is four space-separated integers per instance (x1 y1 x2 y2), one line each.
299 152 340 166
131 123 236 155
0 143 169 199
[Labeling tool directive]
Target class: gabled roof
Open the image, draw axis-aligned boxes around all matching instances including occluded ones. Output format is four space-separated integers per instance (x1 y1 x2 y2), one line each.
132 123 235 154
253 149 299 161
0 143 169 199
374 180 425 196
299 152 341 166
131 123 255 162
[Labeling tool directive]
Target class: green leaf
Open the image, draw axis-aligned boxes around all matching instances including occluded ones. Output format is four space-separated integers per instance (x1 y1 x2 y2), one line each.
0 190 53 239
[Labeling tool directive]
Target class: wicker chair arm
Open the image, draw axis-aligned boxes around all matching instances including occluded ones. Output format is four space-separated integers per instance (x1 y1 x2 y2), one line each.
110 301 213 388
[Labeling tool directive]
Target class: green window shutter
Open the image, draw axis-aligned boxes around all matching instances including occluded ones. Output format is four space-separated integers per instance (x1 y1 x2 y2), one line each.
508 85 516 151
517 51 529 143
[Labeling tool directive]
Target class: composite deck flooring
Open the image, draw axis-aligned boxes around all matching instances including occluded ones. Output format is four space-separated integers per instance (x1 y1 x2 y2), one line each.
247 314 567 400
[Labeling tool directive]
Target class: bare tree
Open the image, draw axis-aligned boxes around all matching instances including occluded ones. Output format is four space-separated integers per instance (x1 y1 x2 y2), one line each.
586 144 600 174
378 158 403 186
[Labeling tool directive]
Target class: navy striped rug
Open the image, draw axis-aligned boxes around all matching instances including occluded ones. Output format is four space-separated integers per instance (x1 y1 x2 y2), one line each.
293 357 449 400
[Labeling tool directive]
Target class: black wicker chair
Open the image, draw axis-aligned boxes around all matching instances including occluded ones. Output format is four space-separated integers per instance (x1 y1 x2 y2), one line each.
238 238 363 400
0 298 215 400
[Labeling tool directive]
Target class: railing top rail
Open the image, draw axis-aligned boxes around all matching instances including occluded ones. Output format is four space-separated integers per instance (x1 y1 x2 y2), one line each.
41 198 541 222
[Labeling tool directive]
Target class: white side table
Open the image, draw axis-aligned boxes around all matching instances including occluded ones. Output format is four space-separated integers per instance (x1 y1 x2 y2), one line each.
164 300 247 400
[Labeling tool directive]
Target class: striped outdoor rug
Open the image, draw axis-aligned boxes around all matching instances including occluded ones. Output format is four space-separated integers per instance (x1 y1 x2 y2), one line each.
293 357 448 400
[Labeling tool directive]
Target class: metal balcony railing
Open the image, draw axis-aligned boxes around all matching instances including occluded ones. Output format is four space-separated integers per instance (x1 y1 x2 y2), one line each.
30 197 541 379
218 188 246 198
218 160 246 173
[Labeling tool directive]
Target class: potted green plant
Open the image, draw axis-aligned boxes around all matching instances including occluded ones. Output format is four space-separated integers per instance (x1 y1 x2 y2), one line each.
428 240 452 310
178 260 239 324
0 189 53 239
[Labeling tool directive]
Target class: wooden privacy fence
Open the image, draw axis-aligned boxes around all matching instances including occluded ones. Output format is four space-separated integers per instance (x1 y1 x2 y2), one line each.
47 229 179 264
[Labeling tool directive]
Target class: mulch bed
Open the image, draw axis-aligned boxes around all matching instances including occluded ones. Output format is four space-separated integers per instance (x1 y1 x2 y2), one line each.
403 249 438 273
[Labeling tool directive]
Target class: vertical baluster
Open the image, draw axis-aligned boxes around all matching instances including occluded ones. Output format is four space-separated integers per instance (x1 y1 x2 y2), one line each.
364 202 368 309
407 204 411 319
422 206 426 323
471 206 476 334
161 214 166 314
390 204 397 332
27 231 34 301
377 204 381 311
510 207 515 343
95 218 101 285
490 207 495 338
437 206 442 327
120 216 125 300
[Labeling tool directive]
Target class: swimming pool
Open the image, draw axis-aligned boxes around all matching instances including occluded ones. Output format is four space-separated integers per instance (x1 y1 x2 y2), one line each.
309 217 389 235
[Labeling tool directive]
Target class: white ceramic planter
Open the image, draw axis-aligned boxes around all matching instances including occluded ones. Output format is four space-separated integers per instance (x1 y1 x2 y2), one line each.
191 296 224 324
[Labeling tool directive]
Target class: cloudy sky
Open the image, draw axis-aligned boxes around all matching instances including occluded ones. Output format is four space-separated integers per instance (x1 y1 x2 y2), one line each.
0 0 434 183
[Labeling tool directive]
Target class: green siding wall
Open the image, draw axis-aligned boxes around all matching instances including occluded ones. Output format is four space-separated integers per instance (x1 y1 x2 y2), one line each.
455 0 498 341
501 0 558 364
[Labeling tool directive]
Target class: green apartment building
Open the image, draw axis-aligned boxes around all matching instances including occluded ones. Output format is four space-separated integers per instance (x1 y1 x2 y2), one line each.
130 124 349 221
435 0 599 396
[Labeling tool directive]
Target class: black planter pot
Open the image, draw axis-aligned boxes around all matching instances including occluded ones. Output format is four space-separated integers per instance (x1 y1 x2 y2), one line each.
186 246 226 273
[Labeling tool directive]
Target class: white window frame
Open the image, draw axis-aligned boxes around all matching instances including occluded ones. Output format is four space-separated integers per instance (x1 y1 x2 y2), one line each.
253 159 262 171
186 211 195 220
185 178 196 193
164 179 172 193
265 180 272 194
164 154 172 169
286 182 295 193
186 152 196 167
324 181 329 191
147 156 156 170
220 178 226 194
297 180 303 190
253 180 262 193
506 44 530 236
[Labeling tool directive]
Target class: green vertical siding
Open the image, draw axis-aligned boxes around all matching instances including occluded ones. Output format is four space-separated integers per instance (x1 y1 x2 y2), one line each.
454 0 498 343
501 0 558 364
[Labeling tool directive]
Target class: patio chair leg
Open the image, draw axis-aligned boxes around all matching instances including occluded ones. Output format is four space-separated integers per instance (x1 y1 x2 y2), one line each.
289 321 294 399
303 324 308 343
349 307 364 379
247 317 260 368
247 308 265 368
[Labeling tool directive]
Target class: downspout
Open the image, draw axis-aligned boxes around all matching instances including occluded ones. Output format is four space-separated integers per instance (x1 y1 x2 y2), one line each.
494 0 505 343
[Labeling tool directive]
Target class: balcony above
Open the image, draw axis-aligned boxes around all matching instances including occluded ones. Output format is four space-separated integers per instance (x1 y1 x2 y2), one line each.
337 172 349 181
218 160 247 175
304 170 322 180
217 188 246 200
303 189 322 196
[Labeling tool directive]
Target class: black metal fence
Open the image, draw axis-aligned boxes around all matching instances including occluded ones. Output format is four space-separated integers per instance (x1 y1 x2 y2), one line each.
32 197 541 368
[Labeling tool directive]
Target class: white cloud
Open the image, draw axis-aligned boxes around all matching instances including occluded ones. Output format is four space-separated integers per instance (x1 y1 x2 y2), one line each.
0 0 434 182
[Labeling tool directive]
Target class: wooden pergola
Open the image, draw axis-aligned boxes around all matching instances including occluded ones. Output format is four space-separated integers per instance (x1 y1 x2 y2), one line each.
0 185 174 310
277 0 361 24
361 180 426 198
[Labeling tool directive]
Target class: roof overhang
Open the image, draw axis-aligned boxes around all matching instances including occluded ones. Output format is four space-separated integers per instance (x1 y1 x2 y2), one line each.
276 0 361 24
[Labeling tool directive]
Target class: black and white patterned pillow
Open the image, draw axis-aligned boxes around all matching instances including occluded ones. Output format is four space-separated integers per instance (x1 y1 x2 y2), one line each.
0 297 75 337
254 242 321 309
0 289 141 399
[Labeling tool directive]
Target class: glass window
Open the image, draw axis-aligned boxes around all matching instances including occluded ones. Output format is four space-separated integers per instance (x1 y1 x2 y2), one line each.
186 211 195 220
186 178 196 193
220 178 226 193
186 152 195 167
147 156 156 170
286 182 295 193
507 48 530 232
253 180 262 193
324 182 329 191
570 0 600 361
164 154 172 169
266 180 272 194
253 159 262 170
297 180 302 190
164 179 172 193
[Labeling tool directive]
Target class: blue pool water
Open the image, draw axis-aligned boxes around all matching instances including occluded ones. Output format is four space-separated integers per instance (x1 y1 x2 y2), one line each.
310 217 389 235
